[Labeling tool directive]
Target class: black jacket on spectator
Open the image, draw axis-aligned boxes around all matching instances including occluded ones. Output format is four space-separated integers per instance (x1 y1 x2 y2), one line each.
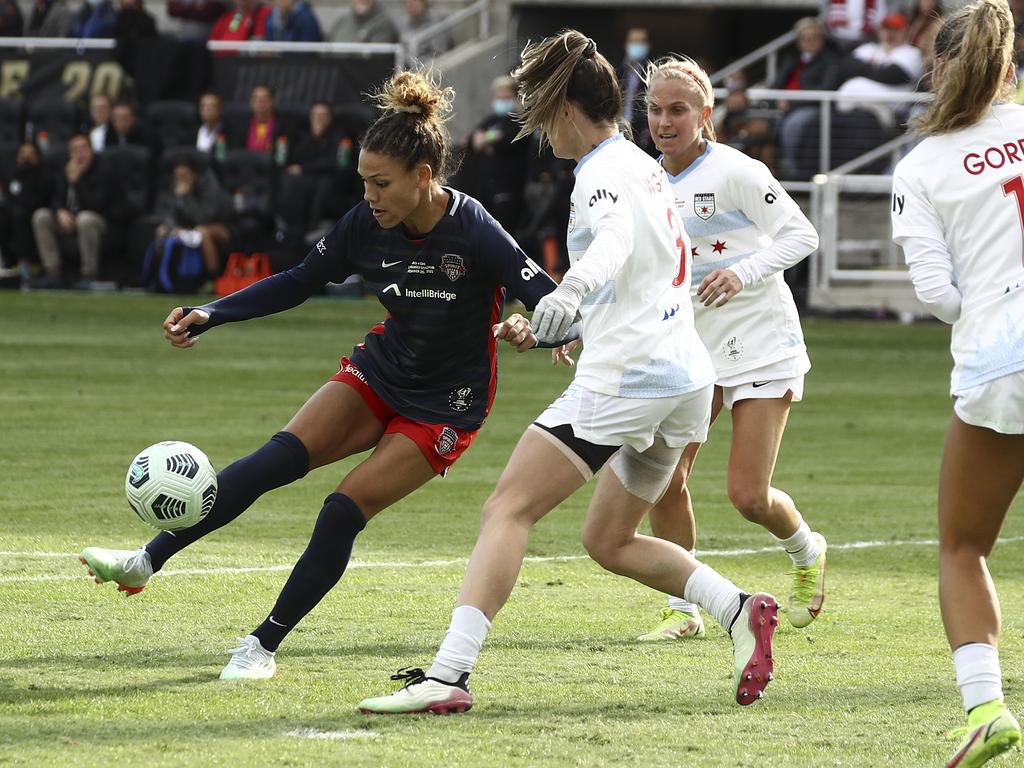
28 0 72 35
52 160 112 216
0 0 23 35
1 160 51 264
462 113 529 235
104 123 161 158
771 46 844 91
290 127 343 174
115 6 158 78
156 169 233 229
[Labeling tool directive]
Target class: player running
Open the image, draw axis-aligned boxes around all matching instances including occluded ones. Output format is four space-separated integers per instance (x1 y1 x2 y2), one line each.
637 57 827 642
358 30 780 716
79 70 561 680
891 1 1023 764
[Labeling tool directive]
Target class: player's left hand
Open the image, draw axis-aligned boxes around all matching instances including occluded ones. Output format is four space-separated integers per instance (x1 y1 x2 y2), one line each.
492 313 537 352
697 269 743 307
532 283 582 343
551 340 578 367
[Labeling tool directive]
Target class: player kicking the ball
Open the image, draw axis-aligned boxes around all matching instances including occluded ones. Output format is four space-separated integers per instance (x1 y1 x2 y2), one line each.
79 70 564 681
892 1 1024 764
358 30 780 716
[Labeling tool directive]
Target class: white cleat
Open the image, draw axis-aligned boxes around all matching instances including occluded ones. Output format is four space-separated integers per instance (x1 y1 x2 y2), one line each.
79 546 153 595
358 668 472 715
219 635 277 680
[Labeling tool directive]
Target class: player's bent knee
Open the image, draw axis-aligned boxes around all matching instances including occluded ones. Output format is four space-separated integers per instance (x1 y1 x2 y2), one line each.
728 485 771 521
609 442 682 505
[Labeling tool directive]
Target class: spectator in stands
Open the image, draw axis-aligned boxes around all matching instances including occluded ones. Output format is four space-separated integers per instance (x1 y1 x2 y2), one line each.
907 0 943 66
462 75 529 234
167 0 227 40
773 17 843 177
114 0 158 78
69 0 117 38
210 0 271 45
232 84 287 154
279 101 355 234
27 0 72 36
155 156 234 275
196 91 226 155
716 86 776 169
837 11 924 123
0 143 50 277
88 93 113 153
328 0 398 44
265 0 321 41
823 0 886 50
105 101 160 156
617 27 655 155
398 0 452 58
30 134 111 290
0 0 23 35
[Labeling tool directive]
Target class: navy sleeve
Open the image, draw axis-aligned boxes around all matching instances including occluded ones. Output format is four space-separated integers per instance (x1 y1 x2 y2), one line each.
475 213 557 310
184 208 361 336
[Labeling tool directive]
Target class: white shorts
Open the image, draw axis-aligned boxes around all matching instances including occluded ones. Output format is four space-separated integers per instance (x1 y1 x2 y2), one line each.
721 375 805 410
534 382 713 453
954 371 1024 434
716 353 810 410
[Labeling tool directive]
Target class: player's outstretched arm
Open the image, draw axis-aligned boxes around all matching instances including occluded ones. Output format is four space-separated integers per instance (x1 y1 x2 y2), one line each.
163 307 210 349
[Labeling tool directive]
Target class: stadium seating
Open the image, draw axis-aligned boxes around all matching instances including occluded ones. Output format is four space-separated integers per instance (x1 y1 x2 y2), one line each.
0 100 23 145
26 97 82 148
146 100 200 150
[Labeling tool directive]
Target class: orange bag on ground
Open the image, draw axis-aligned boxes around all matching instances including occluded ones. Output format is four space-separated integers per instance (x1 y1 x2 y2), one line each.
215 252 272 297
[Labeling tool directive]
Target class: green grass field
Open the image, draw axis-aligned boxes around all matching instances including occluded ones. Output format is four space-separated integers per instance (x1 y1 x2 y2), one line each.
2 293 1022 767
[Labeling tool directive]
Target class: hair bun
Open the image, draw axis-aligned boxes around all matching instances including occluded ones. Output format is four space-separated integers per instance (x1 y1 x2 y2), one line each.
372 70 453 123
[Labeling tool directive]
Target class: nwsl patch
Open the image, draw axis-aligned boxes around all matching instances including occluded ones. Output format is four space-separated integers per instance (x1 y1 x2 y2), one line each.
449 386 473 412
694 193 716 220
436 426 458 456
441 253 466 282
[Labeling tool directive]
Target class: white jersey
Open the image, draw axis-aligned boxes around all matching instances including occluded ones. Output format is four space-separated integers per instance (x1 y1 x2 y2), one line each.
566 135 714 398
666 142 810 382
892 103 1024 394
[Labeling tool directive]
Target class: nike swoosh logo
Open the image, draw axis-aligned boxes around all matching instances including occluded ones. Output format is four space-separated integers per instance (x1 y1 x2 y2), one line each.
268 615 287 627
751 381 770 388
381 260 403 268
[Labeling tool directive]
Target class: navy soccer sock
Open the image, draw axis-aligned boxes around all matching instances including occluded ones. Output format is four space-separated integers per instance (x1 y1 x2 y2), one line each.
144 431 309 572
252 493 366 652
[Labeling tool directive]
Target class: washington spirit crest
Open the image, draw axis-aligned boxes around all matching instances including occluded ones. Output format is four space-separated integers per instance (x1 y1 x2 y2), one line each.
694 193 716 221
436 427 458 456
441 253 466 282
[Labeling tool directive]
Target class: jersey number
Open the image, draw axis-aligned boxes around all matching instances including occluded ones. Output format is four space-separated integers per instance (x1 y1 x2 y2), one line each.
1002 175 1024 266
667 208 687 286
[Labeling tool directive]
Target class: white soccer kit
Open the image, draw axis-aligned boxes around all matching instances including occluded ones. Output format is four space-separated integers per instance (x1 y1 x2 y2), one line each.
665 141 814 387
535 134 715 451
892 103 1024 431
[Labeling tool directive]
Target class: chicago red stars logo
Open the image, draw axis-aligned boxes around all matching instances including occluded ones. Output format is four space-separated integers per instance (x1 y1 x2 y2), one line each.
436 427 458 456
441 253 466 282
694 193 715 220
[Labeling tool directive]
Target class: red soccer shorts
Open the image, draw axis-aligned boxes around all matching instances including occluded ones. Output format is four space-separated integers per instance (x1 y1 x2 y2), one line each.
330 357 478 475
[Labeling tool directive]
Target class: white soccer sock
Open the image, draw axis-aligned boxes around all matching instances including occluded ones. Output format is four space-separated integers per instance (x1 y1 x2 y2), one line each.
683 563 743 632
668 548 699 614
427 605 492 684
777 516 820 567
953 643 1004 712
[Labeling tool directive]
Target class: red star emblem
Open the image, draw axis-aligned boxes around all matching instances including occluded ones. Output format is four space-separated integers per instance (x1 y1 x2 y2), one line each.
712 240 727 254
691 246 699 258
699 206 710 215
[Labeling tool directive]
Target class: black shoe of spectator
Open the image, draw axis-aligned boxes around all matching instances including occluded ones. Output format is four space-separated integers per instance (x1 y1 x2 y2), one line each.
29 273 66 290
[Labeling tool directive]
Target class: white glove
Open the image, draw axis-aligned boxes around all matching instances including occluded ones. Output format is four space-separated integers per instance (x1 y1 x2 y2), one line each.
532 279 584 343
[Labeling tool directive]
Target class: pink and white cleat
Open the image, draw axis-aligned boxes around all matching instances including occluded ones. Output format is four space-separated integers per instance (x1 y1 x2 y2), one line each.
730 592 779 706
357 668 473 715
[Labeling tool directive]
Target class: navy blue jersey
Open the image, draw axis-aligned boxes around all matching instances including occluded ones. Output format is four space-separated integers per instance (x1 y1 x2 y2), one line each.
186 188 557 429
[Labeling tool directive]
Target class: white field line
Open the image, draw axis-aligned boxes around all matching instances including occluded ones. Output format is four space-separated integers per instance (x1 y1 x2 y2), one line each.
286 729 379 741
1 536 1023 585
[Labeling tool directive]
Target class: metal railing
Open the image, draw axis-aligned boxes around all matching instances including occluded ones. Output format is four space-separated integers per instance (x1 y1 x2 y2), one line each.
709 28 797 88
405 0 490 61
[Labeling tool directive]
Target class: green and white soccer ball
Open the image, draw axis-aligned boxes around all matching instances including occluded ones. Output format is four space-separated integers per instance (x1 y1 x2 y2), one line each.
125 441 217 530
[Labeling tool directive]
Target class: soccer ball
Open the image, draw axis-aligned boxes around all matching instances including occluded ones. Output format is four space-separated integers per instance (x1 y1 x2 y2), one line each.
125 441 217 530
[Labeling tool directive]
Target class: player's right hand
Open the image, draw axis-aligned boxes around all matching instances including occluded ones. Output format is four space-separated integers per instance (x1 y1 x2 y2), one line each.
163 307 210 349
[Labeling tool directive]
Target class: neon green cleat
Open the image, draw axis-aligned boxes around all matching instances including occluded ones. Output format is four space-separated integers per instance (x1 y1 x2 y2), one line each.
787 533 827 628
358 668 472 715
947 700 1021 767
79 547 153 596
637 607 705 641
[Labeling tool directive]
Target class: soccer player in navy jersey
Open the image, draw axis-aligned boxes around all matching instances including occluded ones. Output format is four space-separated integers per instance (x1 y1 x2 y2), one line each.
79 70 561 680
